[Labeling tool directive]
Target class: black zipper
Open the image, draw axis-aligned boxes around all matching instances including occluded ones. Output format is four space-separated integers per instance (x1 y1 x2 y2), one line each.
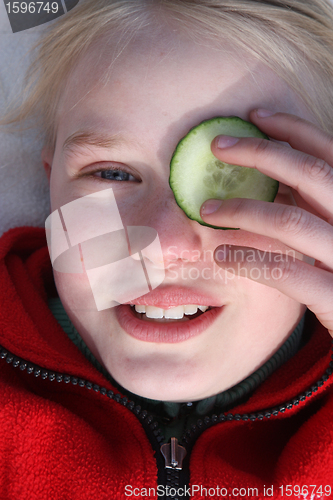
1 343 333 500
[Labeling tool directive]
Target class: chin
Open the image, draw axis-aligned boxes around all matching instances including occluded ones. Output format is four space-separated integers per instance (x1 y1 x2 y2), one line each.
116 372 213 403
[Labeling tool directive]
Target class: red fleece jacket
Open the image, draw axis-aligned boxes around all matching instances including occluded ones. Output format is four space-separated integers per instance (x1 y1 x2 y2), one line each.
0 227 332 500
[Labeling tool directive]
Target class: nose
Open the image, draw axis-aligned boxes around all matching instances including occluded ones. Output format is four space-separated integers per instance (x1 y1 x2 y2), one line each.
134 191 205 266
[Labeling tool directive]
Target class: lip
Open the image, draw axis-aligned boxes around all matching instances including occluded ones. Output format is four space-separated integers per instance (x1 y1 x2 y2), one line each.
123 286 223 309
116 303 224 343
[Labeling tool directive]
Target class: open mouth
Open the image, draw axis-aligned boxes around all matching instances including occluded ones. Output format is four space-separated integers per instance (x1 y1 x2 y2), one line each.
131 304 212 323
130 304 213 323
116 303 224 343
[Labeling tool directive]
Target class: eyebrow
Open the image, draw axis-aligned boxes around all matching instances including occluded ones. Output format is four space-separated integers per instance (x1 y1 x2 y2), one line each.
62 130 126 157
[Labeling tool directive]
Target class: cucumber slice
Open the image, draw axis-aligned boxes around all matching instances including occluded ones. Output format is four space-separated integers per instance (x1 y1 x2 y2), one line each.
169 116 279 230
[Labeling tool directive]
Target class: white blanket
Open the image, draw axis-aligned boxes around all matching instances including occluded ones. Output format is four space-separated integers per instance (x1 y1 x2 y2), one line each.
0 1 49 237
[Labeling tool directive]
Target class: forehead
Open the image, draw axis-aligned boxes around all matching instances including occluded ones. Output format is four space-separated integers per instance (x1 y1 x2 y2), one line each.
56 28 308 154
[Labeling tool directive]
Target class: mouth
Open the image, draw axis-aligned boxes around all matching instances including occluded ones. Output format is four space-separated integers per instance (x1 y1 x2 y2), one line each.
130 304 213 323
115 303 224 343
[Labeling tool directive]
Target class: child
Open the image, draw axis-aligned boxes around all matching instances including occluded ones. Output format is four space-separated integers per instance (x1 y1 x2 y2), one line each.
0 0 333 498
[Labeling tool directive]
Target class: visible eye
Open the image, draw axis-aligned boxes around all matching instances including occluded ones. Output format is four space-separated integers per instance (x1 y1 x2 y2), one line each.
92 165 138 182
100 169 136 181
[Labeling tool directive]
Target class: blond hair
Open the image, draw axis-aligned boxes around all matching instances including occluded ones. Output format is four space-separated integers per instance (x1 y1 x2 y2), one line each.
2 0 333 152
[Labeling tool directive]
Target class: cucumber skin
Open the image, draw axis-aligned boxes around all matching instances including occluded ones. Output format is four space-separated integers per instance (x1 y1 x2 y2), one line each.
169 116 279 230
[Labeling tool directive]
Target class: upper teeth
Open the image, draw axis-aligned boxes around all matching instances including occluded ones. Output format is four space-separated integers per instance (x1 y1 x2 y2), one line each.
132 304 209 319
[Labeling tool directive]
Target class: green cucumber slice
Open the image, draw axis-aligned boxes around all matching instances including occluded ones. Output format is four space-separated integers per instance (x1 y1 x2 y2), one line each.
169 116 279 230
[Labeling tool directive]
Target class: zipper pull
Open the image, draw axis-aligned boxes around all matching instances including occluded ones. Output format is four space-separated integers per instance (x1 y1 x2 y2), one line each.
160 437 187 470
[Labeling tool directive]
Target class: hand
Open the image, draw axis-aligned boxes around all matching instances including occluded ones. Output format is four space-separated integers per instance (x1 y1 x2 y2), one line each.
200 109 333 337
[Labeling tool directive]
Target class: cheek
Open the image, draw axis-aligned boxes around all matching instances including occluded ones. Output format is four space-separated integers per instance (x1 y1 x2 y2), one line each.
54 271 97 313
49 174 70 213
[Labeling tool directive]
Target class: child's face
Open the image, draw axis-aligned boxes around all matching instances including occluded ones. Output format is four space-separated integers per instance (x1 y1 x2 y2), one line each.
44 29 311 401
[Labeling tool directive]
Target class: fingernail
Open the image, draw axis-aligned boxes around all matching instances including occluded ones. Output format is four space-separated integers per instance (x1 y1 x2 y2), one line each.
215 245 229 262
216 135 240 148
256 108 275 118
201 199 223 215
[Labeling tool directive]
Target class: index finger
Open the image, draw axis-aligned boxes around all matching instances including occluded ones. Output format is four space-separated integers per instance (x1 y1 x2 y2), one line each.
210 129 333 220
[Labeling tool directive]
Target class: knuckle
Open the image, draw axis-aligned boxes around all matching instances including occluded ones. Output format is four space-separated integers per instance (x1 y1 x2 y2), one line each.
227 198 248 219
273 206 306 235
304 157 333 184
271 256 297 283
253 138 270 157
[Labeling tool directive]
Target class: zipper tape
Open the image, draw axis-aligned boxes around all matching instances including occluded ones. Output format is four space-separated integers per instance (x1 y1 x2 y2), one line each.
1 342 333 441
